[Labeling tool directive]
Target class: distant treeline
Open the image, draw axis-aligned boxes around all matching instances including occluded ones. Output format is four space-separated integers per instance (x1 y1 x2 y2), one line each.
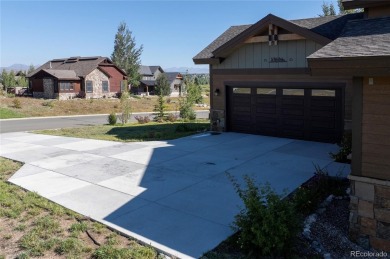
185 73 210 85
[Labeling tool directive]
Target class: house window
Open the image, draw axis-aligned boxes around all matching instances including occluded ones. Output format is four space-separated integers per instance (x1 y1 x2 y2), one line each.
59 82 74 91
86 80 93 93
102 81 109 92
312 90 335 97
257 88 276 95
283 89 304 96
233 88 251 94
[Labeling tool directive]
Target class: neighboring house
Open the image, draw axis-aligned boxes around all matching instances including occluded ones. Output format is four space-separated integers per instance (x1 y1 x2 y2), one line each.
27 56 127 100
165 72 184 97
194 0 390 252
137 65 183 96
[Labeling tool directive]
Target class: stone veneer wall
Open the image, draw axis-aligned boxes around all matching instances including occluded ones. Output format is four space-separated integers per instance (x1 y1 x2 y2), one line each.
349 175 390 252
84 69 116 99
59 93 78 100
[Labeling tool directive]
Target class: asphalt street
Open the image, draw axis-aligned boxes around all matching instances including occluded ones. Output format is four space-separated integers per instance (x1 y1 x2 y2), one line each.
0 110 209 133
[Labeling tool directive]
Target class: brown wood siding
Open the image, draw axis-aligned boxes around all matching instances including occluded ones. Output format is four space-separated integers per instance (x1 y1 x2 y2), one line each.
58 81 81 93
367 5 390 18
99 66 125 93
31 78 43 92
211 72 353 122
361 76 390 180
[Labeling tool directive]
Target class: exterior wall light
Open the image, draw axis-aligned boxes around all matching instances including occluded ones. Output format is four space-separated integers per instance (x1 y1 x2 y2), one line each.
214 88 220 96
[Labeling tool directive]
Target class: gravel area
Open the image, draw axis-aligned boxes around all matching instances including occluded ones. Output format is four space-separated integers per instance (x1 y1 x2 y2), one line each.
303 195 383 259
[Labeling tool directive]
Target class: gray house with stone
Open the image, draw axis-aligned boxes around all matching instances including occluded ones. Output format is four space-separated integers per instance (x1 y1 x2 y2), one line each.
137 65 183 96
27 56 127 100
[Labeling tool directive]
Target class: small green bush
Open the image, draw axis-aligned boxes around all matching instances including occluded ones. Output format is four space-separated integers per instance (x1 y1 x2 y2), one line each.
108 113 117 125
179 102 196 120
330 131 352 163
228 174 301 257
13 98 22 109
42 101 55 108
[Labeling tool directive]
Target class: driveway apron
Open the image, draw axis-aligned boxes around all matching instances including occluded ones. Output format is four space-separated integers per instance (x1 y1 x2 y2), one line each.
0 132 350 258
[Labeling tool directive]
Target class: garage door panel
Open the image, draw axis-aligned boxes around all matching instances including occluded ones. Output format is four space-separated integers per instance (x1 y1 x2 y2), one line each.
282 108 304 116
311 110 335 118
310 99 336 108
228 86 342 143
256 96 277 104
282 98 304 106
255 107 276 114
311 119 335 129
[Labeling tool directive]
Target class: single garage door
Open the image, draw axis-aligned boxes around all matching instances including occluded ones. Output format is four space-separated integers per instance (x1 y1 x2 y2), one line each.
227 86 343 143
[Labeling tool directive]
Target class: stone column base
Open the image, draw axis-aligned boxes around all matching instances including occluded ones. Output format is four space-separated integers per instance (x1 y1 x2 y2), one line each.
348 175 390 252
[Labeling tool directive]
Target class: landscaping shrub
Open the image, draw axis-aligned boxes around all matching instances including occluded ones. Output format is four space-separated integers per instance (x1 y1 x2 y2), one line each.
42 101 55 108
179 101 196 121
175 123 191 132
107 113 117 125
292 165 348 215
120 91 132 124
134 115 150 124
13 98 21 109
166 113 178 122
330 131 352 163
153 94 166 122
227 174 301 257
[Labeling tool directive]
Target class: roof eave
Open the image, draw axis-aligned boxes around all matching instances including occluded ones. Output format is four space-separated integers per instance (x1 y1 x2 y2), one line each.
342 0 390 10
193 57 222 65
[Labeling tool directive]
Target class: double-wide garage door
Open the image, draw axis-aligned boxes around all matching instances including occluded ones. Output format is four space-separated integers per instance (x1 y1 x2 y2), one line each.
227 86 343 143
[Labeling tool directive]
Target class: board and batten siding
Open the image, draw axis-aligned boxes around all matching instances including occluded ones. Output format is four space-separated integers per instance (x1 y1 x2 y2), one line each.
361 76 390 180
214 40 322 69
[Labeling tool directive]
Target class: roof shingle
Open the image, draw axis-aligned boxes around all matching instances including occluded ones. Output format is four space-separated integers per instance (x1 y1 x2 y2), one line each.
308 16 390 59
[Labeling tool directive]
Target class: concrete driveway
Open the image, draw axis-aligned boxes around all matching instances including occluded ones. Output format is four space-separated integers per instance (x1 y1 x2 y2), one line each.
0 132 350 258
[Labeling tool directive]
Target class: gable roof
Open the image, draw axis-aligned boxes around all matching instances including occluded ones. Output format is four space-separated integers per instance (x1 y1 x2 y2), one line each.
42 69 79 80
165 72 183 83
193 13 363 64
139 65 164 76
27 56 126 79
308 16 390 59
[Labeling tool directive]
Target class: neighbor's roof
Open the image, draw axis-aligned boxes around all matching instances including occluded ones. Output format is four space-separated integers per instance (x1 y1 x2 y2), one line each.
165 72 182 83
193 13 363 62
42 69 79 80
140 80 156 86
308 16 390 59
139 65 164 76
28 56 114 78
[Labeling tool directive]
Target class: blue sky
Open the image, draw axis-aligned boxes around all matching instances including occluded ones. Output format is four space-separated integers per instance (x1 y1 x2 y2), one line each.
1 0 338 69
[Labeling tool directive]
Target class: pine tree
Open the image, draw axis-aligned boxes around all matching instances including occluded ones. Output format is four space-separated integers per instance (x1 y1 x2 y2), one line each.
155 73 171 96
111 22 143 89
153 94 166 122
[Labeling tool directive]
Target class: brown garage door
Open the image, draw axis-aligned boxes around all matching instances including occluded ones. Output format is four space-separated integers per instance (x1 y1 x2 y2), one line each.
227 86 343 143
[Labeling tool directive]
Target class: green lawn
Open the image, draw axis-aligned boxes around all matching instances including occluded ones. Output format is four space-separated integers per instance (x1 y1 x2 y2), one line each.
0 107 25 119
0 157 158 258
35 120 210 142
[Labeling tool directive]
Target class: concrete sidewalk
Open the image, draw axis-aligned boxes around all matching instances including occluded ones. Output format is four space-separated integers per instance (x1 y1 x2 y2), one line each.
0 132 350 258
